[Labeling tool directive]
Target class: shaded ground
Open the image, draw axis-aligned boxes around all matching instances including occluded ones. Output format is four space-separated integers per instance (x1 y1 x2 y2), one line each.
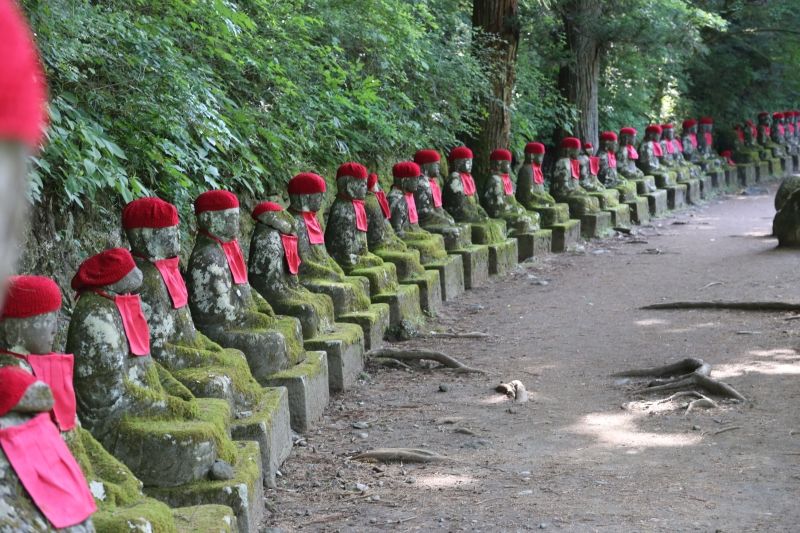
266 186 800 532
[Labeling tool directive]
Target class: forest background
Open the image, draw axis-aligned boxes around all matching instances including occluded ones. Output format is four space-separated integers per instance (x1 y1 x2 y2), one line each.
17 0 800 284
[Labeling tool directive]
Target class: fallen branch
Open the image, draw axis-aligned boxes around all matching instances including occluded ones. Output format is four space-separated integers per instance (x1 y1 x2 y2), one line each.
642 301 800 312
712 426 741 436
427 331 491 339
367 348 485 374
685 396 718 415
351 448 446 464
496 380 529 402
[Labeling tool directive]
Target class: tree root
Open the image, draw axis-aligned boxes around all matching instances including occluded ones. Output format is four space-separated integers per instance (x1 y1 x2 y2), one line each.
496 380 529 402
613 357 708 378
367 348 486 374
427 331 491 339
614 358 746 402
642 301 800 312
351 448 446 464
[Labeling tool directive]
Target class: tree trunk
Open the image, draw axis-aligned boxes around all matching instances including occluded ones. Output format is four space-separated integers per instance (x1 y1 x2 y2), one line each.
469 0 519 188
557 0 602 148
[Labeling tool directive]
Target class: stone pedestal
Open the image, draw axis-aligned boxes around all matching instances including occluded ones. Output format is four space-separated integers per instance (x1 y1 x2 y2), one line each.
424 254 465 301
769 158 782 179
699 174 713 199
374 251 442 315
665 184 687 210
782 156 793 178
549 220 582 252
408 269 442 315
173 505 238 533
681 178 702 204
793 155 799 173
645 190 668 217
534 204 571 227
756 161 770 181
579 211 612 239
303 322 365 392
262 351 329 433
604 204 631 228
486 239 518 275
738 164 757 186
371 283 423 330
450 245 490 289
626 197 650 225
515 229 552 261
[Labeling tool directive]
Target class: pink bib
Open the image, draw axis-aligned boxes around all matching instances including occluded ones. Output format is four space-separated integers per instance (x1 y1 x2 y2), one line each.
0 413 97 528
429 178 443 207
532 164 544 185
280 234 301 275
153 257 188 309
664 140 675 154
651 141 663 157
671 139 683 153
689 133 698 149
735 129 745 143
500 174 514 195
404 191 418 224
788 124 795 135
114 294 150 356
703 132 713 147
375 190 391 219
221 240 247 285
301 212 325 245
626 145 639 160
777 124 785 136
569 160 580 180
607 151 617 168
588 157 600 176
459 172 477 196
26 354 76 431
765 126 772 137
352 199 368 232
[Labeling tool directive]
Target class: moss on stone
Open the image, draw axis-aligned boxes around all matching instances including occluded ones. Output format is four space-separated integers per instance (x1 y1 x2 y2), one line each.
172 505 236 533
470 219 506 245
350 264 399 295
93 500 178 533
268 350 327 380
309 321 364 346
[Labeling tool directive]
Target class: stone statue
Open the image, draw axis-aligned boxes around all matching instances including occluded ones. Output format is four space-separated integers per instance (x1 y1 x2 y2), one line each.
771 112 787 151
579 141 631 227
481 148 539 234
516 142 556 210
617 128 649 186
757 112 782 157
186 190 328 433
681 119 700 163
661 123 703 203
550 137 600 215
783 111 799 155
598 131 637 201
637 125 674 185
67 248 235 487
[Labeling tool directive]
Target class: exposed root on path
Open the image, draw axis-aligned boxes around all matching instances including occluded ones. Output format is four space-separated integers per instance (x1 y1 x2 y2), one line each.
368 348 486 374
351 448 446 464
426 331 492 339
496 380 529 402
642 301 800 312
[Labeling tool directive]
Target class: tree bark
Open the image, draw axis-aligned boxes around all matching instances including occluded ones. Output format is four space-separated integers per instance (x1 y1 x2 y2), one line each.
469 0 519 188
557 0 602 148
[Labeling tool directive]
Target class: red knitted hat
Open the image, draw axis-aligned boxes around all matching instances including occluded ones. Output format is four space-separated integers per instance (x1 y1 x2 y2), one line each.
288 172 326 195
392 161 421 179
645 124 662 135
682 119 697 129
251 201 284 220
560 137 581 150
758 112 769 119
699 116 714 125
71 248 136 292
524 142 545 155
773 112 785 120
661 124 674 130
599 131 618 142
620 127 637 136
336 162 368 180
0 366 38 417
413 149 441 165
448 146 473 161
123 197 179 230
367 173 379 189
1 275 61 319
720 150 732 157
195 190 239 215
0 0 48 148
490 149 512 161
583 142 593 150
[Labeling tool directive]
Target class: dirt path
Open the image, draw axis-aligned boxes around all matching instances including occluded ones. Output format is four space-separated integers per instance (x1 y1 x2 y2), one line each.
266 187 800 532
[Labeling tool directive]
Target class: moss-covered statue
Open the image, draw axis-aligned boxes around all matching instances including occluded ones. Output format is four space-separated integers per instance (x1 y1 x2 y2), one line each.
598 132 636 201
697 116 725 170
661 123 702 203
757 112 782 158
680 119 701 163
773 187 800 247
325 162 422 334
637 125 677 187
516 142 553 209
580 141 631 227
481 148 539 234
186 190 328 433
617 127 648 187
550 137 601 215
785 111 799 154
287 172 390 350
67 248 236 488
770 112 788 155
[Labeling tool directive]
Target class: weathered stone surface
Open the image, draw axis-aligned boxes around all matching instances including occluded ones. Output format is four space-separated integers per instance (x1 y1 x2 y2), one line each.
450 245 490 289
532 204 571 227
304 322 365 392
173 505 237 533
263 351 329 433
646 189 669 217
549 219 582 253
604 204 631 228
515 229 552 260
423 254 464 301
486 239 519 276
625 197 650 225
666 185 688 210
578 212 612 239
682 178 702 205
738 164 757 187
481 157 540 238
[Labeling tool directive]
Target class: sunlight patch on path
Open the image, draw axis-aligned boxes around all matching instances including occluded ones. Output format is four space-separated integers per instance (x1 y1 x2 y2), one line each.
569 411 702 448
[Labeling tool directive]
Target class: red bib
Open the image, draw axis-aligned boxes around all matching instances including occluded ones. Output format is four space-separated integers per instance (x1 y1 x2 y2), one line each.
689 133 698 149
735 129 745 143
201 231 247 284
532 164 545 185
114 294 150 356
280 234 301 275
750 125 758 139
588 157 600 176
607 151 617 168
777 124 785 136
788 124 795 135
0 413 97 528
459 172 477 196
765 126 772 137
27 354 76 431
569 160 580 180
301 212 325 245
664 140 675 154
703 132 713 147
626 145 639 160
352 199 368 232
651 141 663 157
429 178 443 208
500 173 514 195
153 257 188 309
375 190 391 219
671 139 683 153
404 191 418 224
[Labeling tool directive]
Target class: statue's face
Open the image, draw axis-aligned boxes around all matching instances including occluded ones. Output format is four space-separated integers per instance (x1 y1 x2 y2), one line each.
422 162 440 178
452 158 472 173
663 129 674 140
493 160 511 173
646 132 658 141
127 226 180 260
198 208 240 241
0 311 59 354
400 177 418 193
339 176 367 200
565 147 579 159
531 153 544 165
107 267 144 295
256 210 295 235
602 139 618 152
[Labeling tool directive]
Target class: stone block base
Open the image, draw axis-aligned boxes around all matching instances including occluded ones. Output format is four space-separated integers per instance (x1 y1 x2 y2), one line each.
549 219 582 252
579 211 612 239
230 387 291 487
738 164 757 186
634 177 658 195
680 178 701 204
705 170 722 190
407 269 442 315
793 155 799 173
338 303 390 351
769 158 782 179
262 351 329 433
304 322 365 392
756 161 770 181
426 254 465 301
782 156 793 177
626 197 650 225
372 283 423 329
665 184 687 210
487 238 518 275
605 204 630 228
533 203 571 226
146 441 264 533
173 505 238 533
451 244 490 289
515 229 552 261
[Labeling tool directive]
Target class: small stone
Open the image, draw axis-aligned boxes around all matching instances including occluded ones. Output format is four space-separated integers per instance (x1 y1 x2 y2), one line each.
209 460 235 481
370 518 378 524
356 432 369 439
692 425 700 431
352 421 370 429
354 482 369 492
370 495 380 501
439 383 450 392
539 523 548 529
405 477 416 484
234 410 253 419
534 280 549 286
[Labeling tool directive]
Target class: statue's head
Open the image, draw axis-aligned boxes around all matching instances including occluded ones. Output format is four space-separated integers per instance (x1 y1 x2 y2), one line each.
0 276 61 354
335 162 368 200
288 172 327 213
367 173 382 194
524 142 546 164
392 161 421 193
72 248 144 297
448 146 473 173
699 116 714 133
252 201 294 235
645 124 662 142
661 124 675 140
0 366 54 416
195 190 240 242
123 197 181 261
560 137 581 159
599 132 618 152
414 149 441 179
619 127 637 146
490 149 512 173
757 112 770 126
682 119 698 134
772 112 785 126
582 142 594 157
